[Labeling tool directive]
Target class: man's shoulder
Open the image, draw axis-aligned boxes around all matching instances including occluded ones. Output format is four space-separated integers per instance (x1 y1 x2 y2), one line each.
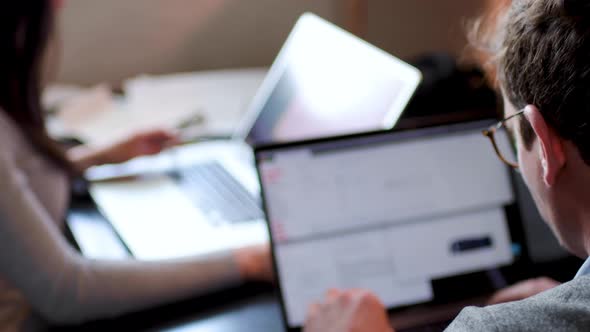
531 275 590 304
446 276 590 332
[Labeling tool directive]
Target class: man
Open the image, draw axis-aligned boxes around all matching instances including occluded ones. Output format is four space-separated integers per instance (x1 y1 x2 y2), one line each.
305 0 590 330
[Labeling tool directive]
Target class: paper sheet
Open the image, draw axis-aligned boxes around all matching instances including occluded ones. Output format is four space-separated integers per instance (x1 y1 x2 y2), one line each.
47 68 267 145
124 68 267 139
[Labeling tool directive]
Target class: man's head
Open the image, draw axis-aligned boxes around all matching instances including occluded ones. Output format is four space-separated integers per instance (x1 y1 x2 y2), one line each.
475 0 590 257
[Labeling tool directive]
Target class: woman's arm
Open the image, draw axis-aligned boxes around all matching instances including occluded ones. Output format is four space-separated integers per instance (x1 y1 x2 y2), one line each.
68 129 178 172
0 151 269 325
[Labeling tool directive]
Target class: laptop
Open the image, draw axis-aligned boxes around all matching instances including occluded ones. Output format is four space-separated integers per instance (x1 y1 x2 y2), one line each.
86 13 422 260
255 119 529 331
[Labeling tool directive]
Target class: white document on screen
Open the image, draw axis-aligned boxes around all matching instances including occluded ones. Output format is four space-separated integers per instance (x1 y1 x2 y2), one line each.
274 207 512 326
260 131 514 241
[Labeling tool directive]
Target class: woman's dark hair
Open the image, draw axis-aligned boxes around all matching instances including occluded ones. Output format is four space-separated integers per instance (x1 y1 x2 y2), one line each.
0 1 72 170
471 0 590 165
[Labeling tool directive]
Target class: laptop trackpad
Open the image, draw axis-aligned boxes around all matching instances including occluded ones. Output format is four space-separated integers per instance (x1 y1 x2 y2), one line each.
90 176 238 260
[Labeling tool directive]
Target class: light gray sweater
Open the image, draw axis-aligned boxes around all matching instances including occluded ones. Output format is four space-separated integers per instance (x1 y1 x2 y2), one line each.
0 111 241 330
447 276 590 331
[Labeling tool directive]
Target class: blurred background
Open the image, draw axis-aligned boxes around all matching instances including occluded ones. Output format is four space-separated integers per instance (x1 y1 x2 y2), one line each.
52 0 570 266
57 0 491 85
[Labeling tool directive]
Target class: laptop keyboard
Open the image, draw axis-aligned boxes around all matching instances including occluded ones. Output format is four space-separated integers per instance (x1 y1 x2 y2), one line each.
174 162 264 224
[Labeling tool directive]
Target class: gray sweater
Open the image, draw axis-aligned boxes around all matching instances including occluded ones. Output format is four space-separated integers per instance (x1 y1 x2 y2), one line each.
0 111 242 330
447 275 590 331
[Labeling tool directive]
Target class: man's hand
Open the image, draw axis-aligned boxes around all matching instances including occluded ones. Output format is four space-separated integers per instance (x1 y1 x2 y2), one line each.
304 289 395 332
487 277 560 305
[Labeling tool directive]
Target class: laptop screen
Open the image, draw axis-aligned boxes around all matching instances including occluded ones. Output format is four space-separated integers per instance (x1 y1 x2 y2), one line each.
256 120 521 329
239 13 421 146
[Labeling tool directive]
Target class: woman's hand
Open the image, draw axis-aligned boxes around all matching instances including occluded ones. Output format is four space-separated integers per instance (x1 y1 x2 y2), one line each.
96 129 179 165
234 244 275 283
69 129 179 171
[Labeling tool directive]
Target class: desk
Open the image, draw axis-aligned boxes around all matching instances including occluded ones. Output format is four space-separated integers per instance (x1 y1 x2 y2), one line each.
54 285 284 332
60 197 584 332
63 201 472 332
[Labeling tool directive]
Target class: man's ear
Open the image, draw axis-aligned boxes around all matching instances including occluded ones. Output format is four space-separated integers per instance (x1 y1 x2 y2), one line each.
524 105 566 187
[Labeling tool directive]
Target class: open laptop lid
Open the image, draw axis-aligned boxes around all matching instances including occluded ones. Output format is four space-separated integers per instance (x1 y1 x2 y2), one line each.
234 13 422 146
254 119 530 331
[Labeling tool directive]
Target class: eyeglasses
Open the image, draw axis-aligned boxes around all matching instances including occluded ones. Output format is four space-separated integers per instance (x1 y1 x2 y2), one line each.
482 109 526 169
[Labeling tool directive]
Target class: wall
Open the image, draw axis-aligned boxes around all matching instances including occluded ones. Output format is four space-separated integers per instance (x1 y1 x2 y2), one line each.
57 0 341 84
56 0 487 85
366 0 487 61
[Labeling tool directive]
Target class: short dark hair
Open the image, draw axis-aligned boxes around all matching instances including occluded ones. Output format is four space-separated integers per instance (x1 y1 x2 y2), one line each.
472 0 590 164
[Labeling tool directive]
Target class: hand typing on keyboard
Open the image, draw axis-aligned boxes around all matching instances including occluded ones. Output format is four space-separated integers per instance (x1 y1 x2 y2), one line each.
304 289 395 332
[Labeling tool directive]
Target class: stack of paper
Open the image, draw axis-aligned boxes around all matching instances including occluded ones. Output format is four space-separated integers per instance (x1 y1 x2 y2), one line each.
46 68 267 146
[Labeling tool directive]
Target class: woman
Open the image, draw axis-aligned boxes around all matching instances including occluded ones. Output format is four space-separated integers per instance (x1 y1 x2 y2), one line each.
0 1 272 330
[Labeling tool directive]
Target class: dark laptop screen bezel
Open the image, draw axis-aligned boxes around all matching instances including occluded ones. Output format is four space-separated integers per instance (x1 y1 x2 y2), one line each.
254 118 531 332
